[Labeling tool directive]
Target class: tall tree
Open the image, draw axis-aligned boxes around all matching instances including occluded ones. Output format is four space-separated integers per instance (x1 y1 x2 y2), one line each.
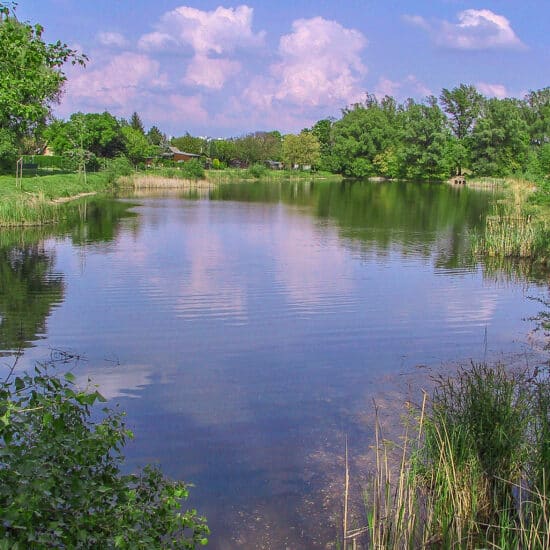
398 97 453 180
121 125 157 165
523 87 550 147
469 98 530 176
331 98 396 177
0 2 85 168
146 125 166 146
129 111 145 134
439 84 484 175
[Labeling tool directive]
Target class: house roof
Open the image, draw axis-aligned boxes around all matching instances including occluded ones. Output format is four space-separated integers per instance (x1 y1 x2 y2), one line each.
165 146 200 157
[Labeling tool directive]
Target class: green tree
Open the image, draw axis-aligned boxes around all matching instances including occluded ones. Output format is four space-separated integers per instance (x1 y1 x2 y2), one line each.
209 139 236 164
522 87 550 147
0 2 85 169
311 118 337 171
397 97 453 181
282 131 321 169
439 84 484 175
45 112 125 158
440 84 484 141
331 96 397 177
0 362 209 548
147 125 166 146
469 98 530 176
232 132 281 164
130 111 145 134
171 133 206 155
122 125 157 166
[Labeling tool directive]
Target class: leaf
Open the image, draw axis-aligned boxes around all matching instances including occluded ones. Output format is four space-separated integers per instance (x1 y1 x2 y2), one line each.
64 372 76 383
14 377 24 392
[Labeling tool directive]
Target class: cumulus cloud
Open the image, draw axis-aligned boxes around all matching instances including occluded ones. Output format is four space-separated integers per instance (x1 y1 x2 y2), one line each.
184 55 242 90
244 17 367 111
476 82 509 98
65 52 168 110
375 75 432 100
96 31 128 48
138 5 264 88
406 9 525 50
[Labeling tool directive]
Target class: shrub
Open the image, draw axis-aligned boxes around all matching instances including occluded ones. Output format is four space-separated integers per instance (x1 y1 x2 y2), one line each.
247 163 268 178
0 359 209 548
104 155 134 184
180 159 205 179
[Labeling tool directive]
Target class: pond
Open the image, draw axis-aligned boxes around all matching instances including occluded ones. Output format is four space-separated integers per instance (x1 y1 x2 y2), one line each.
0 180 547 548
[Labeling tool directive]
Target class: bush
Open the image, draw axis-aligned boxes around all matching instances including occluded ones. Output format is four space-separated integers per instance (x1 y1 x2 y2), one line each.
180 159 205 179
0 359 209 548
247 163 268 178
104 155 134 184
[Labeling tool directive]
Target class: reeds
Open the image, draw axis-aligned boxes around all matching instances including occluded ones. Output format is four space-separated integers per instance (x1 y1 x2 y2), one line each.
349 362 549 549
472 178 549 261
0 192 61 227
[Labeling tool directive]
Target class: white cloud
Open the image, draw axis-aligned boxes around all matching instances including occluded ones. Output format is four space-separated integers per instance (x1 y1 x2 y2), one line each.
406 9 525 50
96 31 128 48
374 75 432 100
476 82 509 98
184 55 242 90
402 14 429 30
138 5 263 88
244 17 367 111
155 4 264 54
65 52 168 110
137 31 177 52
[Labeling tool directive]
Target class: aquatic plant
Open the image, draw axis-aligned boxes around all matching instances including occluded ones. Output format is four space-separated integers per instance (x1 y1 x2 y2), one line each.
346 362 549 549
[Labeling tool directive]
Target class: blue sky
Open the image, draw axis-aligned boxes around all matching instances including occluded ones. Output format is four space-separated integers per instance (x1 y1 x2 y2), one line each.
18 0 550 137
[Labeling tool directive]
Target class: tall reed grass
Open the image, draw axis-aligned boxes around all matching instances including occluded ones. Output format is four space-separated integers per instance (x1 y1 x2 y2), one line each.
472 178 549 261
345 362 549 549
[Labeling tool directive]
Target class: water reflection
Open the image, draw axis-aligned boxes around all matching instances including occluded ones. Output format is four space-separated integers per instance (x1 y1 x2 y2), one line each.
0 181 547 548
0 199 137 355
0 240 63 354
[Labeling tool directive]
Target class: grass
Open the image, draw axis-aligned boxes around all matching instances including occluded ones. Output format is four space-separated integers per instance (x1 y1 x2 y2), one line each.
344 362 549 549
471 177 550 264
0 172 114 227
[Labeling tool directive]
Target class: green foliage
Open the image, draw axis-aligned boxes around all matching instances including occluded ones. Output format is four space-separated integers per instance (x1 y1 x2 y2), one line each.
121 125 157 166
233 132 282 164
440 84 483 140
44 112 125 159
331 98 396 177
0 361 209 548
0 3 85 167
0 127 17 171
146 125 165 147
105 156 133 183
469 98 530 176
282 131 320 169
246 163 268 178
129 111 145 134
398 97 453 180
209 140 236 164
179 159 205 179
171 134 206 156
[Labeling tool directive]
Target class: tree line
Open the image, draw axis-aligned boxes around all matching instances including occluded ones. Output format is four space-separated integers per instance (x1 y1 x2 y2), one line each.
0 0 548 182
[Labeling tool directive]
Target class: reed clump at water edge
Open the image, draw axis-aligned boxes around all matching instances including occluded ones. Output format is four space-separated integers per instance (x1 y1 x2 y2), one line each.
343 362 549 549
471 178 549 263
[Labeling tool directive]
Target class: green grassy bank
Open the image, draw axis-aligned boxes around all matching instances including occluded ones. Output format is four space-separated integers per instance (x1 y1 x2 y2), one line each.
0 172 114 227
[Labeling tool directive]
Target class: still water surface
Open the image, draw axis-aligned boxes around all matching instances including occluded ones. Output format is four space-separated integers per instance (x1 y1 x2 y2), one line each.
0 181 546 548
